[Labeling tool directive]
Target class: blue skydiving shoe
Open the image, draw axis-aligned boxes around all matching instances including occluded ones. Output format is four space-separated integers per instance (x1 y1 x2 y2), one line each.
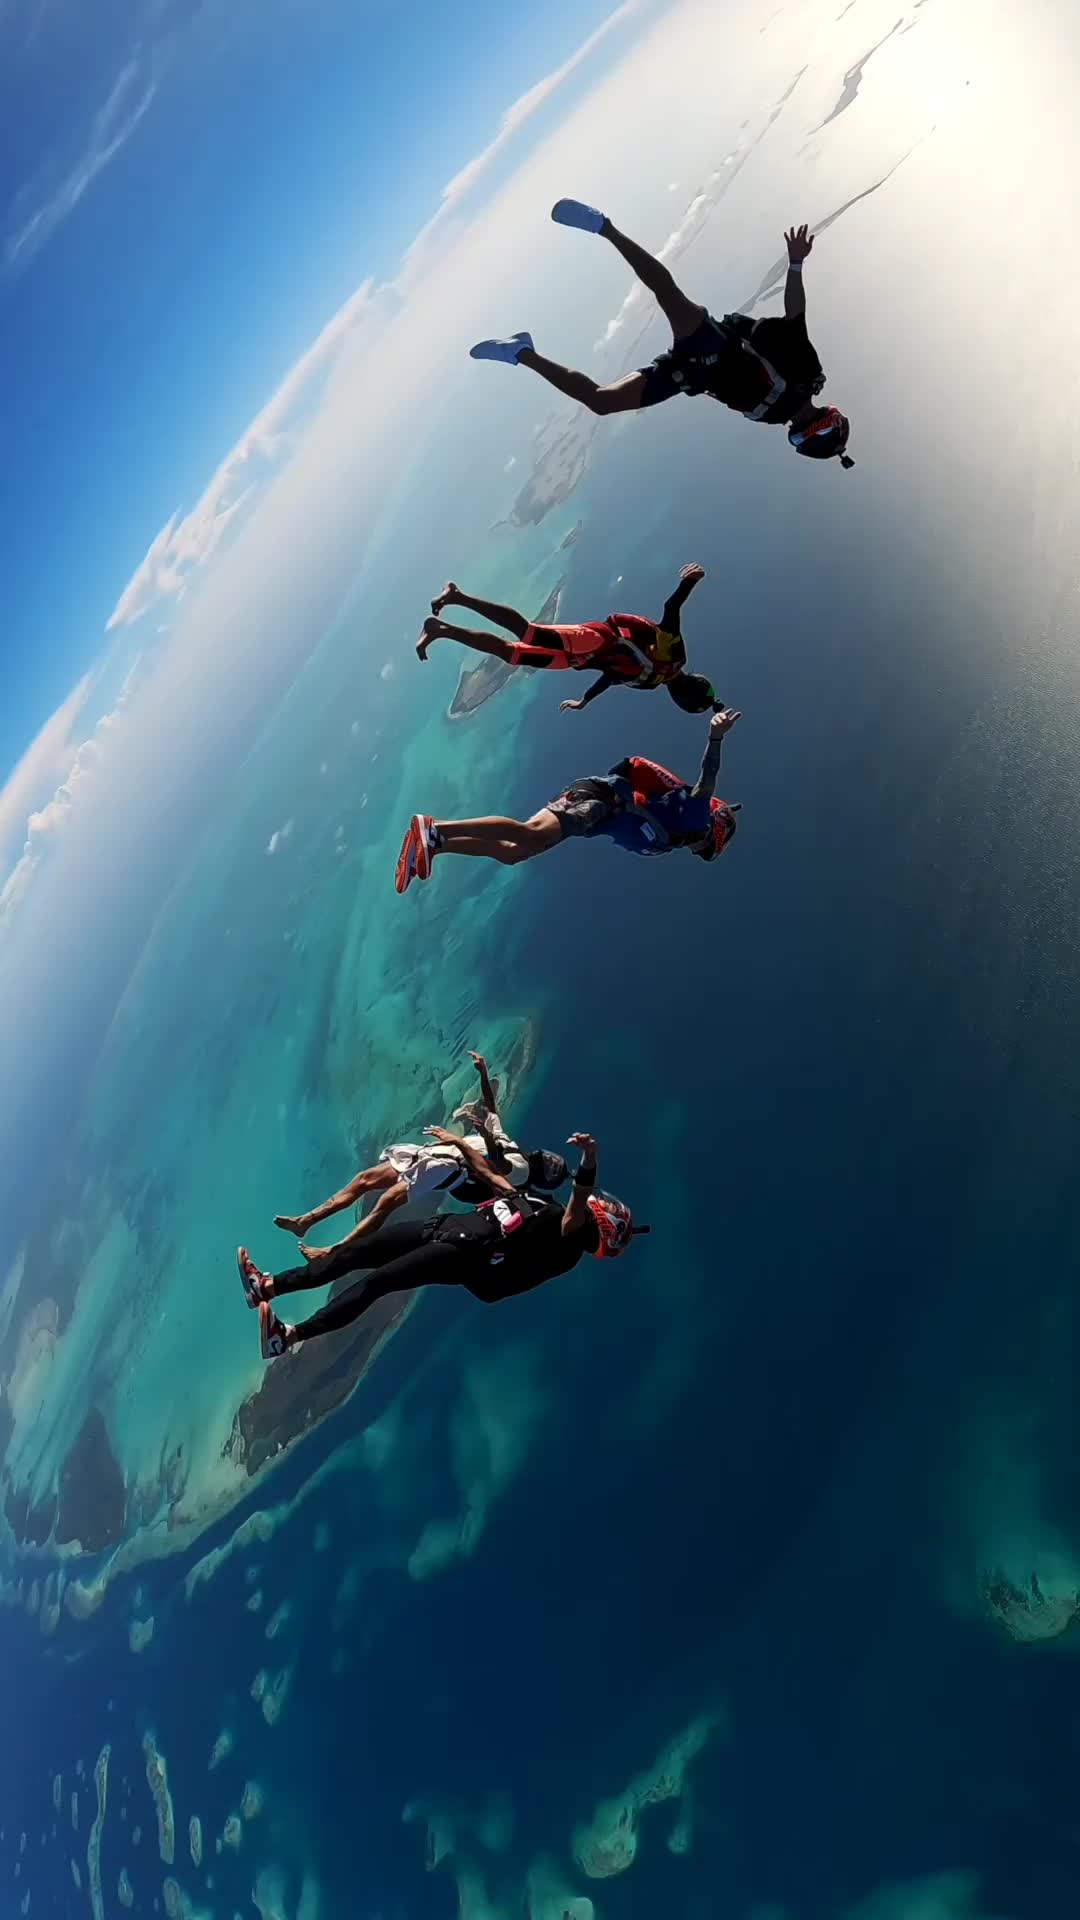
469 331 534 365
551 198 606 234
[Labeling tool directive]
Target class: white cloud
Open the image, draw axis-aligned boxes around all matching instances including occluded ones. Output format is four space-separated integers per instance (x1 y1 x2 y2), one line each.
5 56 158 272
4 0 215 273
106 0 645 637
1 0 661 920
398 0 648 284
0 658 143 921
103 0 661 643
0 673 95 868
107 278 388 631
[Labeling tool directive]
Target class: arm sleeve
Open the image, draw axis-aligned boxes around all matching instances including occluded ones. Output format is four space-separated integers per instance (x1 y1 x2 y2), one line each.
660 596 687 637
579 672 618 707
691 734 723 800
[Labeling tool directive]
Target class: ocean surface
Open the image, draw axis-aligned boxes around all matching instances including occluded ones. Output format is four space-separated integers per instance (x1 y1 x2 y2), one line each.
7 2 1080 1915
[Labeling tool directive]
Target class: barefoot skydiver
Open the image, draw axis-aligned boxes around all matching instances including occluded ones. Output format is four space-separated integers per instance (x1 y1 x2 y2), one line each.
240 1133 646 1358
417 564 721 715
273 1051 569 1262
394 707 741 893
471 202 854 468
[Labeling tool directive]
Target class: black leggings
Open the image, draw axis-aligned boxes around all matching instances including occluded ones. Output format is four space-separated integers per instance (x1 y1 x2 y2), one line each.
274 1220 475 1343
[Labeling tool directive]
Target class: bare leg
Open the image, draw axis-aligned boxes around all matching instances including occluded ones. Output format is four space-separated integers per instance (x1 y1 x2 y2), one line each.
434 811 562 865
600 218 706 340
436 836 535 864
517 350 647 416
507 214 703 415
274 1165 395 1237
417 617 517 664
297 1181 407 1265
430 585 530 637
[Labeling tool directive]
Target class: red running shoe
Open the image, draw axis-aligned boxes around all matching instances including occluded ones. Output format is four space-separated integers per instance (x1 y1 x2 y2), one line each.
236 1246 267 1309
259 1300 290 1360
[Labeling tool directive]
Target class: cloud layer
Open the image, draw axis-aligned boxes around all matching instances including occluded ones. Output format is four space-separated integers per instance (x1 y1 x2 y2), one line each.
0 672 96 872
106 278 392 630
400 0 648 282
104 0 655 637
0 0 660 927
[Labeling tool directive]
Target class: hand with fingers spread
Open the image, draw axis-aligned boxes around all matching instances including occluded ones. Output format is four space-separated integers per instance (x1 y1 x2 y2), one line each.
710 706 742 738
423 1125 462 1148
785 223 814 264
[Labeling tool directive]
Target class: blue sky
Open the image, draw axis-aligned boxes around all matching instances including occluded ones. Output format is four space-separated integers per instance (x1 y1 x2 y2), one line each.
0 0 641 787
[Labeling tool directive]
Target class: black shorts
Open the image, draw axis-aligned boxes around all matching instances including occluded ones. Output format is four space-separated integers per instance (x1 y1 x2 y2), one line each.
546 777 617 840
639 310 823 422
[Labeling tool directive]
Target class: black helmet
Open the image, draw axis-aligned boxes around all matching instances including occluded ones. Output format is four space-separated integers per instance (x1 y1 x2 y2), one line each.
525 1148 570 1190
667 672 718 715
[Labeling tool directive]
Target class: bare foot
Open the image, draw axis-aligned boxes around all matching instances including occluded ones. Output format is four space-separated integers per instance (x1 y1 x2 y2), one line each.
273 1213 308 1236
431 582 458 616
299 1242 333 1266
416 616 444 661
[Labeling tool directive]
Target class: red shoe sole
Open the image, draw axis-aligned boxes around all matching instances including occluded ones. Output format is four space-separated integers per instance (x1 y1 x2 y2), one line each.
412 814 433 881
394 823 417 895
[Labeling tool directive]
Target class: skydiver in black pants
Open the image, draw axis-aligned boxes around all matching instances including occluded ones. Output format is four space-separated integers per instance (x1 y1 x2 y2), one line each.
471 202 854 467
237 1130 645 1357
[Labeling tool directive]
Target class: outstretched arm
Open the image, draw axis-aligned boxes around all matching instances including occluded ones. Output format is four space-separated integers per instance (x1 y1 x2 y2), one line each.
692 707 741 799
561 672 618 713
660 561 705 633
468 1050 497 1114
784 223 813 319
561 1132 598 1236
423 1126 517 1197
